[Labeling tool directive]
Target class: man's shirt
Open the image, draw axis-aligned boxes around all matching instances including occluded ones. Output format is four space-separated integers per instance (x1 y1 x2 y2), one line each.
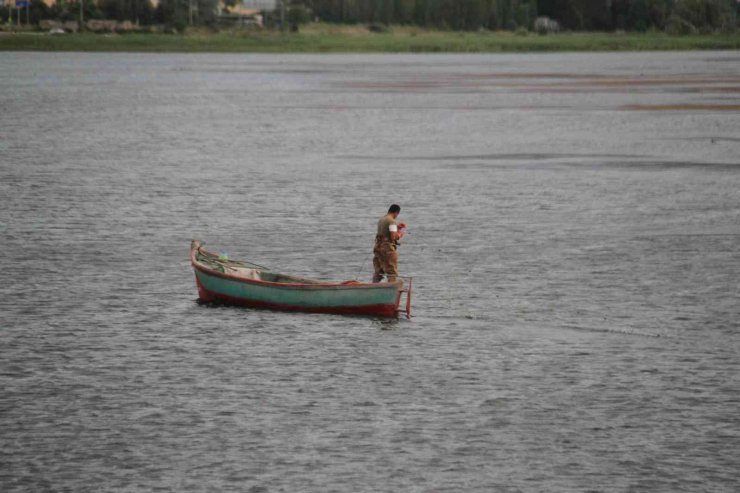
376 214 398 243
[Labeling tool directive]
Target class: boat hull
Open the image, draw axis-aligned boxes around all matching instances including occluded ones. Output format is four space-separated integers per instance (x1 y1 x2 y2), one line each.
192 252 402 317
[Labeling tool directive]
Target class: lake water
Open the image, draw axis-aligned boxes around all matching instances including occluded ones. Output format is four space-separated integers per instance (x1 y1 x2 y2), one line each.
1 51 739 492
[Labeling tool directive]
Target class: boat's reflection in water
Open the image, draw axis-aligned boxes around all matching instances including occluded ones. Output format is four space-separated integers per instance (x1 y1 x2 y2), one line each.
374 317 401 330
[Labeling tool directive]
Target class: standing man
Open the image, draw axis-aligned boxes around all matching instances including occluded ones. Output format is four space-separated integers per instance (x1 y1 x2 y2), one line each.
373 204 405 283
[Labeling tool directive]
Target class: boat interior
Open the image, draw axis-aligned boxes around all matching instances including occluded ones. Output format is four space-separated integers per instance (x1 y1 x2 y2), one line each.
195 248 322 284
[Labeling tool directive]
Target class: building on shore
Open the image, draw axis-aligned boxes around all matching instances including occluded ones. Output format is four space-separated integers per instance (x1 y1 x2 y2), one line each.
217 0 276 26
216 3 264 28
241 0 276 9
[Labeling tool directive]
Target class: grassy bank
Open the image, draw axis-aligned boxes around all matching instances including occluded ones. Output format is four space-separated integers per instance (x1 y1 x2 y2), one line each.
2 24 740 53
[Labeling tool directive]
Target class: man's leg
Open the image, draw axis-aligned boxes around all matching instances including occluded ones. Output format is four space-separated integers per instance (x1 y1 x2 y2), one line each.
384 248 399 283
372 246 384 283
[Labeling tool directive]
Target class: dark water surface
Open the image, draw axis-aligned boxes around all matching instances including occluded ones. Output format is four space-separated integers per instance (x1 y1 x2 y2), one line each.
1 52 739 491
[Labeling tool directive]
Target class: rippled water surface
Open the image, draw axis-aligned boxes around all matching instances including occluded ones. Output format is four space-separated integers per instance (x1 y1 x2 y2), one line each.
2 51 740 492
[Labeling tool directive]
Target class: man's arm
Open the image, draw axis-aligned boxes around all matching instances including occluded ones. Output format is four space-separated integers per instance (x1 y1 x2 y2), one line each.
389 224 405 242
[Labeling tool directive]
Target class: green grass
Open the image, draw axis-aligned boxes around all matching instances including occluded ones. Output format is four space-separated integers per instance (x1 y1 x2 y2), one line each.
2 24 740 53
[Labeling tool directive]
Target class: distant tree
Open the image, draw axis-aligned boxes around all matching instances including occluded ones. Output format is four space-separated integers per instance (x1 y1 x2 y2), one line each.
134 0 155 24
673 0 735 32
276 0 737 33
644 0 673 29
514 1 537 29
463 0 489 30
29 0 51 24
45 0 101 22
154 0 184 26
152 0 215 27
412 0 428 26
288 3 311 24
98 0 131 21
394 0 414 23
627 0 650 30
563 0 586 30
485 0 499 30
197 0 218 25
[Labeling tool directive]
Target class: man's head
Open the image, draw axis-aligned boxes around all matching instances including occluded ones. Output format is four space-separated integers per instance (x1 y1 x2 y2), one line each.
388 204 401 219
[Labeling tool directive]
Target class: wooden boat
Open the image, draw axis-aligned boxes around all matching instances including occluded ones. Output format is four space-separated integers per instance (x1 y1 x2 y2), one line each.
191 240 412 318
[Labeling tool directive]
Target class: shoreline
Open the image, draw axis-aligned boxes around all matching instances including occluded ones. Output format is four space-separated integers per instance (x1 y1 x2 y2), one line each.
2 26 740 53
